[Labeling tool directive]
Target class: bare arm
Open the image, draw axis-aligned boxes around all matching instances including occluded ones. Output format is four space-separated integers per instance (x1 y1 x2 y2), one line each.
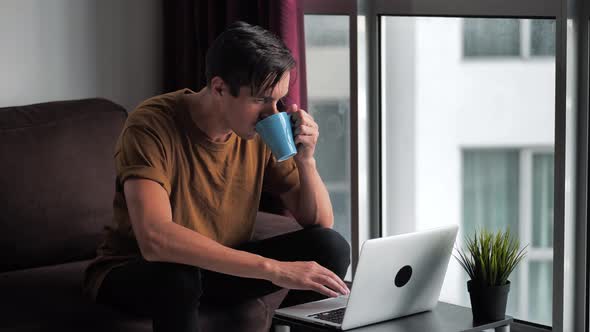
281 159 334 228
282 106 334 228
125 178 348 297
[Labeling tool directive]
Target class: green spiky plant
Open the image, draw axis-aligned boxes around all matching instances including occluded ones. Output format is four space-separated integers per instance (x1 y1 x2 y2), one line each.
454 228 528 287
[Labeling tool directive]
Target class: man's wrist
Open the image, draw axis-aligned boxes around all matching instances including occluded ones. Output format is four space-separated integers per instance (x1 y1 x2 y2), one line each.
294 157 316 169
259 257 278 281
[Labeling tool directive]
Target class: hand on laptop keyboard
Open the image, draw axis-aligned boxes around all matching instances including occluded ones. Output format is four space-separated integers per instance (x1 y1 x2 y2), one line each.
266 260 350 297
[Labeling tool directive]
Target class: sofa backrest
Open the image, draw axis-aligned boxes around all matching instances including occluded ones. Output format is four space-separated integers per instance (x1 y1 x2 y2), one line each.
0 98 126 272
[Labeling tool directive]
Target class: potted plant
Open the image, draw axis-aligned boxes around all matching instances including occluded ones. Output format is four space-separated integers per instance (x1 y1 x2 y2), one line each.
454 228 527 322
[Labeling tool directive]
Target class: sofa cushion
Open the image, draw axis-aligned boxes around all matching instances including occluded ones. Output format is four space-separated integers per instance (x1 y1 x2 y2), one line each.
0 99 127 272
0 214 301 332
0 260 150 331
0 259 290 332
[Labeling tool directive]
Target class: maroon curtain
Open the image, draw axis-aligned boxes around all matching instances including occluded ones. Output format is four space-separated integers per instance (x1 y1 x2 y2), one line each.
163 0 308 215
163 0 307 111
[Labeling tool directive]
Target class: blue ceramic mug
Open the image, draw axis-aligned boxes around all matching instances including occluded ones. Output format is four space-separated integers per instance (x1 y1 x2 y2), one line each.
255 112 297 162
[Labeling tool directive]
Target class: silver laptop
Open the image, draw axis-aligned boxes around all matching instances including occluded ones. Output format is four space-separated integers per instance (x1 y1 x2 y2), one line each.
275 224 459 330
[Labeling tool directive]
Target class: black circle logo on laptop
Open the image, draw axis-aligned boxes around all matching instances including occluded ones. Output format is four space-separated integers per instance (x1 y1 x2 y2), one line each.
395 265 412 287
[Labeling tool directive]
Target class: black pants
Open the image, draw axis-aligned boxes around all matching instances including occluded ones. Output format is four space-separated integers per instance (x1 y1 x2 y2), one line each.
96 226 351 332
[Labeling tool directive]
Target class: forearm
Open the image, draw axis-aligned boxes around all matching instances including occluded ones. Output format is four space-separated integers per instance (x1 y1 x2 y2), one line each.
294 158 334 228
143 217 349 298
144 220 276 280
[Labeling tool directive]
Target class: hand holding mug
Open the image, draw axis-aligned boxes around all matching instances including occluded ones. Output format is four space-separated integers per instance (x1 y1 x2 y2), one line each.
287 104 319 163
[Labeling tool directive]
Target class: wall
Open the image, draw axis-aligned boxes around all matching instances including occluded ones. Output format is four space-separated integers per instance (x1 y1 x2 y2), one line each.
0 0 162 112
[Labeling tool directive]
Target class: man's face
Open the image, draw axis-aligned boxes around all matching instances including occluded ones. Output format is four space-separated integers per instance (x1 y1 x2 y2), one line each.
223 72 290 140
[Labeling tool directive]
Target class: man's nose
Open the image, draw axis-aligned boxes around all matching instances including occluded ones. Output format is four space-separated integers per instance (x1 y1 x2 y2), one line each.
259 106 280 121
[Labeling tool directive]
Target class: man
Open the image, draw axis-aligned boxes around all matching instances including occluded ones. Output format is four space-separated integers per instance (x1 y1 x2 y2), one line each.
84 21 350 332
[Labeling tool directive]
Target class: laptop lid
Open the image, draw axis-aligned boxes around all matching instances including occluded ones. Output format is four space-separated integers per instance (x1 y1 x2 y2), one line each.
341 224 459 330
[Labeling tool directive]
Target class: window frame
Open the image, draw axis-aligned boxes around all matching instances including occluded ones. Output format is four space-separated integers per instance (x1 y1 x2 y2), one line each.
581 0 590 330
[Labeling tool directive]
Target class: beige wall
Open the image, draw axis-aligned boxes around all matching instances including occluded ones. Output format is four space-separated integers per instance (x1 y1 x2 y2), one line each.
0 0 163 111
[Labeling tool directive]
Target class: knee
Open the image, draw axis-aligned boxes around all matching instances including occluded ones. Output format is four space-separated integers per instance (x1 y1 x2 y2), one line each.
305 227 351 278
156 263 203 309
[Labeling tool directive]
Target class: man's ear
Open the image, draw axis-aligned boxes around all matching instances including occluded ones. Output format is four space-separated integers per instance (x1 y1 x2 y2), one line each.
210 76 225 97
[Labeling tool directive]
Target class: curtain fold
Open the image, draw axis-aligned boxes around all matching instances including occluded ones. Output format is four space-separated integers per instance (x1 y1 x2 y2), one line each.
163 0 307 110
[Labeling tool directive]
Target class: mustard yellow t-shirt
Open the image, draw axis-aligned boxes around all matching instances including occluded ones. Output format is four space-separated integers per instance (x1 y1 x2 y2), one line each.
83 89 300 301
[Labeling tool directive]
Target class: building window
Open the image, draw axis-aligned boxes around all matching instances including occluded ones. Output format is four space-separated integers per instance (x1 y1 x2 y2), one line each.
304 15 349 47
530 21 556 57
463 19 555 58
308 99 351 242
463 19 521 57
462 149 553 325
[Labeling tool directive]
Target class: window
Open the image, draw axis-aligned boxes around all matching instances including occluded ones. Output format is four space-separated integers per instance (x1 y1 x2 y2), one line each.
308 99 351 242
530 21 556 56
304 14 352 277
304 15 349 47
463 19 520 57
304 0 587 329
463 19 556 58
462 149 554 325
381 16 555 325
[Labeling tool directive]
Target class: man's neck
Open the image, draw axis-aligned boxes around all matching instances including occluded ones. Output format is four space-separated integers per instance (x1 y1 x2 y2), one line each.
185 88 233 142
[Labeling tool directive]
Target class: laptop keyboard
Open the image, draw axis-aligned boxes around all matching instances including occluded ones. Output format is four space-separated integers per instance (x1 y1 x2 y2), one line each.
308 307 346 324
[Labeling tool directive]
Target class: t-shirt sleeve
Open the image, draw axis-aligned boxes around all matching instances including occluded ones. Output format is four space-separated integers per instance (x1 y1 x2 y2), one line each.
262 154 300 195
115 126 172 195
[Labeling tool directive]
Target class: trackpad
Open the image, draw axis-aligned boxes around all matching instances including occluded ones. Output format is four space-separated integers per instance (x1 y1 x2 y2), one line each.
278 295 349 316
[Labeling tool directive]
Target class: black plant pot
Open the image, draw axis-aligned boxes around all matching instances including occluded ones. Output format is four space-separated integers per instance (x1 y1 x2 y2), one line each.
467 280 511 322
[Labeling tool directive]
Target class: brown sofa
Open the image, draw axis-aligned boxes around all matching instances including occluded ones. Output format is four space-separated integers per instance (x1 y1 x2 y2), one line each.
0 98 301 331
